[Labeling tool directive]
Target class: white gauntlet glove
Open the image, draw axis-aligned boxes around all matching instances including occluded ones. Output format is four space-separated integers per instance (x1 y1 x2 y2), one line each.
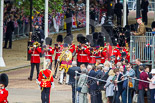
51 82 55 89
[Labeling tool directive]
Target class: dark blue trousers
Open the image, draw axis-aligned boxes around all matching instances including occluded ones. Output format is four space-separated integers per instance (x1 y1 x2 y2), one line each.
72 85 75 103
150 89 155 103
41 87 51 103
30 63 40 79
90 90 98 103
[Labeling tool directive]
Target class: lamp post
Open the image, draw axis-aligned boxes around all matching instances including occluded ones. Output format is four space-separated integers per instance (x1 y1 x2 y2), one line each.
44 0 48 38
27 0 33 61
86 0 89 35
0 0 5 67
123 0 127 27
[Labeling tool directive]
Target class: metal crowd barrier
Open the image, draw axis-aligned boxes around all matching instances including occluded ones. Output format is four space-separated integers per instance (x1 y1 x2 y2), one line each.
130 32 155 69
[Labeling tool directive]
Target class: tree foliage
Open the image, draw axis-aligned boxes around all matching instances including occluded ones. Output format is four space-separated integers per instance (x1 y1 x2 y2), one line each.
14 0 64 15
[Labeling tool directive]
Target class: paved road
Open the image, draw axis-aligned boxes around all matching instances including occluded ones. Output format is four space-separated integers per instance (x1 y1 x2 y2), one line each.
5 67 72 103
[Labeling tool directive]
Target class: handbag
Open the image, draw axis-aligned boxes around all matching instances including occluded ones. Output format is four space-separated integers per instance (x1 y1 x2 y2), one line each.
132 93 138 103
76 75 87 92
76 87 82 92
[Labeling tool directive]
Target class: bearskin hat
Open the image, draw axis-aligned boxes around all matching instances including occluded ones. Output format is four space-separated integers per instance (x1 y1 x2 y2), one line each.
64 36 72 45
79 36 87 44
151 21 155 29
93 32 99 40
90 39 97 47
0 73 9 87
77 34 83 42
130 24 136 32
69 34 73 42
97 38 104 47
86 35 93 43
45 37 52 45
125 25 131 30
56 35 63 42
146 27 152 32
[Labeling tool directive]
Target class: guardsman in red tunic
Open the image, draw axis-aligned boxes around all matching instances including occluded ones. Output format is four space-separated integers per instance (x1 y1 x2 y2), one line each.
105 42 112 61
53 35 63 77
88 47 98 65
122 47 130 62
44 37 54 70
112 45 121 64
97 38 106 64
37 60 54 103
76 36 89 66
0 73 9 103
88 41 98 65
67 35 76 60
28 42 42 81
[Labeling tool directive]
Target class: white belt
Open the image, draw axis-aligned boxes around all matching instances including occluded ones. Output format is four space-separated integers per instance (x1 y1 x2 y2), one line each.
90 56 96 58
45 55 52 56
80 54 88 56
101 57 105 59
31 54 39 56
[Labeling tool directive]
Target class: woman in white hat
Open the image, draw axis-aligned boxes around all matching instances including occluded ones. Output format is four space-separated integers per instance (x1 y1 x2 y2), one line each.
148 69 155 103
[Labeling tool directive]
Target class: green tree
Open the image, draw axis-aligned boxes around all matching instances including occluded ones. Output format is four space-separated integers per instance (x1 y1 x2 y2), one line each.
14 0 64 15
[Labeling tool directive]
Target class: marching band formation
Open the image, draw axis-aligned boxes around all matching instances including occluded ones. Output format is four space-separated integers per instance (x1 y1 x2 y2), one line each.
27 32 130 81
25 31 131 102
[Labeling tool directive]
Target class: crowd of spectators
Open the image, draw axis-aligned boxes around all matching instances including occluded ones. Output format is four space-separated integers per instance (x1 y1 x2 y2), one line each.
67 59 155 103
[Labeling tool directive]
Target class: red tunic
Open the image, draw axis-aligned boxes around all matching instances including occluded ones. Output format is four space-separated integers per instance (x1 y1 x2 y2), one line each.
44 47 54 63
98 50 106 64
69 43 75 53
76 46 89 63
112 48 121 64
54 44 63 60
28 47 42 63
122 48 130 62
0 88 8 103
106 45 112 61
88 49 98 64
38 69 54 88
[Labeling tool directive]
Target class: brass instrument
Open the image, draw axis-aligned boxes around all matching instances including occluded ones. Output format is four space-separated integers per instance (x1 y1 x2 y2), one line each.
28 41 40 50
99 47 104 51
29 32 32 42
125 42 129 52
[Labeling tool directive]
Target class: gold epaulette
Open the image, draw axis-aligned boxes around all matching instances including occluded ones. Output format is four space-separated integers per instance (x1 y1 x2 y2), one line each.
40 69 44 72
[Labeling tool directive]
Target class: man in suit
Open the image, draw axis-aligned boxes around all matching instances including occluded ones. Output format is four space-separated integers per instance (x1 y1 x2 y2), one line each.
96 66 103 103
138 66 151 103
88 66 98 103
66 8 72 36
67 61 81 103
114 0 123 26
141 0 149 25
90 5 96 34
3 16 14 49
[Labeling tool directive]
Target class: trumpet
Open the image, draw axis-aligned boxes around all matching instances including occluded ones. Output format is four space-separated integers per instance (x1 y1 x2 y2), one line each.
99 47 104 51
28 41 40 50
125 42 129 52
